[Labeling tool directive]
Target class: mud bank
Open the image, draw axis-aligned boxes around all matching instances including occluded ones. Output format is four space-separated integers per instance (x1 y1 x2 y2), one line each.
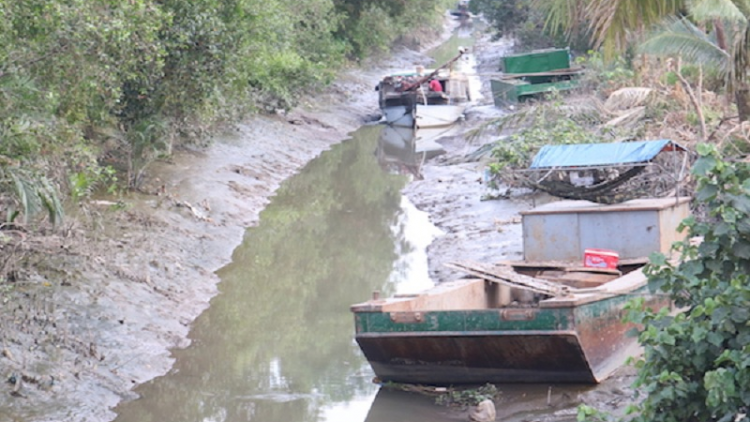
0 18 463 422
401 32 530 283
401 33 643 422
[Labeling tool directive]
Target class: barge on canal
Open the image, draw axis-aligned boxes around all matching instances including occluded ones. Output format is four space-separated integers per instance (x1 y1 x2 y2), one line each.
351 196 689 384
378 51 471 129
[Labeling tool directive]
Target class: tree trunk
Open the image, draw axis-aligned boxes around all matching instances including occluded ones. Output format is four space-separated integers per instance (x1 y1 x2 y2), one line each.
675 58 707 140
714 19 727 52
736 83 750 122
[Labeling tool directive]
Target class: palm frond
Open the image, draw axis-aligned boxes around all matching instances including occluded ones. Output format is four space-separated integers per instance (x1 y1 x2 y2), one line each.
37 176 64 225
536 0 587 38
604 87 653 111
588 0 684 57
690 0 748 23
640 17 732 76
7 168 41 222
1 165 64 225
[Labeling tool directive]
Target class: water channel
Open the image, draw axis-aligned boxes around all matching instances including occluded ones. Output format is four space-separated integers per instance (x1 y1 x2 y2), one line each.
112 30 484 422
112 122 458 422
113 29 601 422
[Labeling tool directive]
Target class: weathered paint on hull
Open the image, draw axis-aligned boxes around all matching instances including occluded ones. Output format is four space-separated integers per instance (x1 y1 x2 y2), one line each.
358 332 596 383
383 104 465 128
383 105 414 127
353 285 667 384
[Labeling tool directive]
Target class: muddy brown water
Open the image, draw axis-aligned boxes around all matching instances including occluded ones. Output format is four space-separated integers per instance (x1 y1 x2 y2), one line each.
111 125 452 422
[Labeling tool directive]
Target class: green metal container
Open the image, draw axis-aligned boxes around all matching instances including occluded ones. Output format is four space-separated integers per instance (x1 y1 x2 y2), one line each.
501 48 570 74
491 78 578 105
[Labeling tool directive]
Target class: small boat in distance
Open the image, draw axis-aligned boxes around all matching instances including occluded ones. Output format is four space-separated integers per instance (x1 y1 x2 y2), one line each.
378 50 471 129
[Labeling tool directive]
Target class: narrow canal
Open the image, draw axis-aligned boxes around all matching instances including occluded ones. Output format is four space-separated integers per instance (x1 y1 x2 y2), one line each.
112 29 484 422
112 123 456 422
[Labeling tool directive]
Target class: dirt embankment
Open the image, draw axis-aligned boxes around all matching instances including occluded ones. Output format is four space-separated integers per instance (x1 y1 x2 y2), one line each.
0 16 476 422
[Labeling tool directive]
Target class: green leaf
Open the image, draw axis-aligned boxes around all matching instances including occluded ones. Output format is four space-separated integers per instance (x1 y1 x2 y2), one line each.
649 252 668 266
732 241 750 259
707 331 724 347
691 325 708 342
695 183 719 202
729 193 750 215
696 143 716 157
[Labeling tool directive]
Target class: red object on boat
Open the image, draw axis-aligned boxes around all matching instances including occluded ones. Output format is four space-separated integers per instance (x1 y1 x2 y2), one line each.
584 248 619 269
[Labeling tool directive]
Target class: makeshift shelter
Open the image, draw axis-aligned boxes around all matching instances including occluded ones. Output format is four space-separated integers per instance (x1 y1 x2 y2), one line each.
522 140 690 204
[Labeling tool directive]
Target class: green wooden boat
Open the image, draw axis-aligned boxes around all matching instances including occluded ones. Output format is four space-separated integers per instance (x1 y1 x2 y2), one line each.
351 198 687 384
352 261 669 384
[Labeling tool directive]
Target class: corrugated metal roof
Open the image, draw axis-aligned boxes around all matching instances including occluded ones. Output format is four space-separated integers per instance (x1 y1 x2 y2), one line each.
529 140 684 169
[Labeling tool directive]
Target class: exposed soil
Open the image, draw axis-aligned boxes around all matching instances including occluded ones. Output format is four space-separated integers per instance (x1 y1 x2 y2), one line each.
0 16 636 422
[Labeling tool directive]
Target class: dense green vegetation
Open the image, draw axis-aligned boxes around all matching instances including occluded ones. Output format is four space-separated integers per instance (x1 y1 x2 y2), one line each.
468 0 591 51
625 144 750 422
0 0 450 225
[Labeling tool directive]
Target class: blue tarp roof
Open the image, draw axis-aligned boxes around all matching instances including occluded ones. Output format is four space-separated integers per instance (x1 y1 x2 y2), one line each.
529 140 684 169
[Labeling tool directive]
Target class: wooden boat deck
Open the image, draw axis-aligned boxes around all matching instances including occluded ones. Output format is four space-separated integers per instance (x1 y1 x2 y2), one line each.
352 259 650 314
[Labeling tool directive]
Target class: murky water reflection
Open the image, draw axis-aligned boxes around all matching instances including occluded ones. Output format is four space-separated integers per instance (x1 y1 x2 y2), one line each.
113 125 457 422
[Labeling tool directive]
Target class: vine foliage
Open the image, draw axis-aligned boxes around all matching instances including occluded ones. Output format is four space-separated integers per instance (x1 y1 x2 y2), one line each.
627 143 750 422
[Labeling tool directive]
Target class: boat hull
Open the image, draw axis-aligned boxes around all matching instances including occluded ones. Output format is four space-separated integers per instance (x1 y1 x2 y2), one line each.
358 331 597 383
383 104 465 129
353 284 666 384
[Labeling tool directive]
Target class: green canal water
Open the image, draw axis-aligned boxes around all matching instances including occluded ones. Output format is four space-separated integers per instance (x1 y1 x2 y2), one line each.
113 124 451 422
113 29 489 422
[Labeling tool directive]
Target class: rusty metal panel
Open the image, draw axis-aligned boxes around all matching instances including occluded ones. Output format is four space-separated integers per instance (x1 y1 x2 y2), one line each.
578 210 660 259
356 332 595 384
574 287 672 381
523 212 581 261
522 198 690 262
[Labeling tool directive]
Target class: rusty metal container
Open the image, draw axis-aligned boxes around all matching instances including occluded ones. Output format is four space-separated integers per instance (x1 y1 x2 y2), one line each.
521 197 691 262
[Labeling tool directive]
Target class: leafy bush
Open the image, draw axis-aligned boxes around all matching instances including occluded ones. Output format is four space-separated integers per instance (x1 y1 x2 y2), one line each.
486 93 606 189
626 143 750 422
575 51 636 94
469 0 530 39
0 0 450 222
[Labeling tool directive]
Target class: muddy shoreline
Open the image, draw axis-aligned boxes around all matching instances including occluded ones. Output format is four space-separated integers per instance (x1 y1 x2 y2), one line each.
0 16 490 422
1 16 637 422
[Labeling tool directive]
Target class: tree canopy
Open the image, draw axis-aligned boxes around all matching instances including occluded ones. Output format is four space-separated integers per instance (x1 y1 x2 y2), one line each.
0 0 450 224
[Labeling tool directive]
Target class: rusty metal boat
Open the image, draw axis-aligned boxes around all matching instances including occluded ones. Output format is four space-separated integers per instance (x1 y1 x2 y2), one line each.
351 197 689 384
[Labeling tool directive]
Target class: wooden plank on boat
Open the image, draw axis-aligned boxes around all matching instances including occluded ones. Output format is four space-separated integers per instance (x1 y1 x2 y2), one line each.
543 271 619 289
497 259 572 269
444 261 567 297
498 258 645 272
